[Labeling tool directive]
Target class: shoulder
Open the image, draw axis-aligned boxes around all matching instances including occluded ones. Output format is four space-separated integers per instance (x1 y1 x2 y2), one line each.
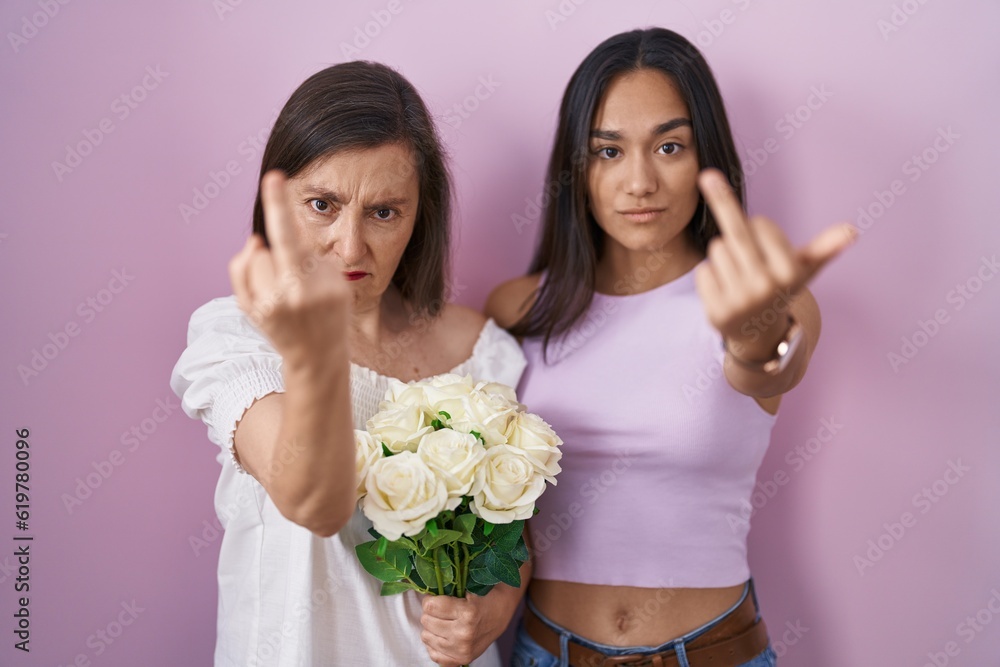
484 273 543 330
426 302 488 359
186 295 258 340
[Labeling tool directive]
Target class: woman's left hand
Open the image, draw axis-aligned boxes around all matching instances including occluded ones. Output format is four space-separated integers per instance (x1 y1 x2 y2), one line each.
693 168 857 359
419 588 517 667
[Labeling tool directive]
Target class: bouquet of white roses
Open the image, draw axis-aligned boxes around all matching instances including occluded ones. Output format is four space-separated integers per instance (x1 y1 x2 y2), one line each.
353 373 562 601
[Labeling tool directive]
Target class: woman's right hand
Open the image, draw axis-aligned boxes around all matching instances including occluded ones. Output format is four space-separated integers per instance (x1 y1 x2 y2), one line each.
224 170 357 535
228 169 351 372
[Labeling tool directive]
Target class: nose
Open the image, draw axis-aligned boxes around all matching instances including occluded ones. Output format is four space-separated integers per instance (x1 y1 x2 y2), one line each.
324 211 367 266
623 154 658 198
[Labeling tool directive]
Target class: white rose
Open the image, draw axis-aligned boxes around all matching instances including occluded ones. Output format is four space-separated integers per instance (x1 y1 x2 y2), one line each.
470 445 547 524
383 377 433 408
504 411 563 483
416 429 486 498
354 430 382 502
362 451 459 541
432 382 518 446
474 380 521 408
367 403 433 453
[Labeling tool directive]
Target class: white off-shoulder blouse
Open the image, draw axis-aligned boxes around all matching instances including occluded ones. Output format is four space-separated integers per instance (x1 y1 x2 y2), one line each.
169 295 527 667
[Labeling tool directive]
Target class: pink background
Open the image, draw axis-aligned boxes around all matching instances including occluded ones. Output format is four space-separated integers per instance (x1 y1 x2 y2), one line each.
2 1 998 665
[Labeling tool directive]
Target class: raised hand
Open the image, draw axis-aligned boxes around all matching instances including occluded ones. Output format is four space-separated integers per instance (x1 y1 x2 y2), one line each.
227 170 352 370
693 168 857 358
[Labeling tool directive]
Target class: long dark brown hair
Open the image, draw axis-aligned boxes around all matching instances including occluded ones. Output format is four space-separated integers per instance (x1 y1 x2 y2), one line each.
509 28 745 357
251 61 451 317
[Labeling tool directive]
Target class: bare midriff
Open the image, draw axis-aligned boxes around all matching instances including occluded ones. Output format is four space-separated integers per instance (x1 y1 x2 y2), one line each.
528 578 747 647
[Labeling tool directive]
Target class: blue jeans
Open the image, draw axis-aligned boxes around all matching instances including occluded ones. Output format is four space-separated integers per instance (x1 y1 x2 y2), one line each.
510 578 777 667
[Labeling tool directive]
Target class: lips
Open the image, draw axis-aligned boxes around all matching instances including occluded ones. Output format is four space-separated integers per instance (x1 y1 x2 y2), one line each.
344 272 368 281
619 208 665 223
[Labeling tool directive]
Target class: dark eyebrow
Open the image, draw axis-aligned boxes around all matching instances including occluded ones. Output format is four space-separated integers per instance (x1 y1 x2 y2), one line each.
300 186 411 209
300 186 345 203
590 118 692 141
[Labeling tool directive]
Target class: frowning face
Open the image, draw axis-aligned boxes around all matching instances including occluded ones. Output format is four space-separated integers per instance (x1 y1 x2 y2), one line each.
284 142 421 311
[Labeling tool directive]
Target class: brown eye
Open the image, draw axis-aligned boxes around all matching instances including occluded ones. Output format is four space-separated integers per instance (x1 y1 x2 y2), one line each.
374 209 395 221
309 199 329 213
658 143 682 155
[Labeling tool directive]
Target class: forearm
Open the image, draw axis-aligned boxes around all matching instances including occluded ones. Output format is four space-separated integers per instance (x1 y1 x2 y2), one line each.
268 345 357 536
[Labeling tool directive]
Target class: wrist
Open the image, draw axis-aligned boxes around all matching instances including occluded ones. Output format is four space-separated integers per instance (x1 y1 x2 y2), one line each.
723 314 802 376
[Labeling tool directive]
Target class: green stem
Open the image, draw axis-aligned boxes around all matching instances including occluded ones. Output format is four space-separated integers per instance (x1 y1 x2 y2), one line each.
452 542 465 598
402 577 432 595
433 547 445 595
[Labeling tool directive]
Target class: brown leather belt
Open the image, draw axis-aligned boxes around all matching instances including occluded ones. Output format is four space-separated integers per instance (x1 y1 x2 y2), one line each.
522 587 769 667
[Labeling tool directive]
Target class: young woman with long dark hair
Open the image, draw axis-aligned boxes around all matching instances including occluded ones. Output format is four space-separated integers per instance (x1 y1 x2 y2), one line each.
487 28 856 666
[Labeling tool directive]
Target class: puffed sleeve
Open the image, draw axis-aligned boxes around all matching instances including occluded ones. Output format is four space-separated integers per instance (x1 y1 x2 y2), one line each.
472 319 528 390
169 295 285 474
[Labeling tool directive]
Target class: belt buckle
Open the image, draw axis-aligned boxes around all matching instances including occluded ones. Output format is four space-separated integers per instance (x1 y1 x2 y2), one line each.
599 652 670 666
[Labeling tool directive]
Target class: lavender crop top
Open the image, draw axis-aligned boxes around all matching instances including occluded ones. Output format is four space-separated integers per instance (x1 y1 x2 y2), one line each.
516 266 779 588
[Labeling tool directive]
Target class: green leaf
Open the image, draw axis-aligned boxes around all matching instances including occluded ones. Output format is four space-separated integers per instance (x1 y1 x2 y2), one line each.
470 429 483 443
415 548 454 593
414 554 438 591
438 410 452 420
409 563 427 590
421 529 463 551
485 550 521 588
381 443 394 457
454 513 476 545
431 419 444 430
380 580 417 596
510 537 530 563
482 521 495 537
355 540 413 582
427 519 439 536
466 580 495 596
490 520 524 551
436 548 455 589
469 566 500 586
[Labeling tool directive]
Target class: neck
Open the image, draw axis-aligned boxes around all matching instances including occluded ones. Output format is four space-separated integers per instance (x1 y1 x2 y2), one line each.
594 234 704 296
348 283 407 352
